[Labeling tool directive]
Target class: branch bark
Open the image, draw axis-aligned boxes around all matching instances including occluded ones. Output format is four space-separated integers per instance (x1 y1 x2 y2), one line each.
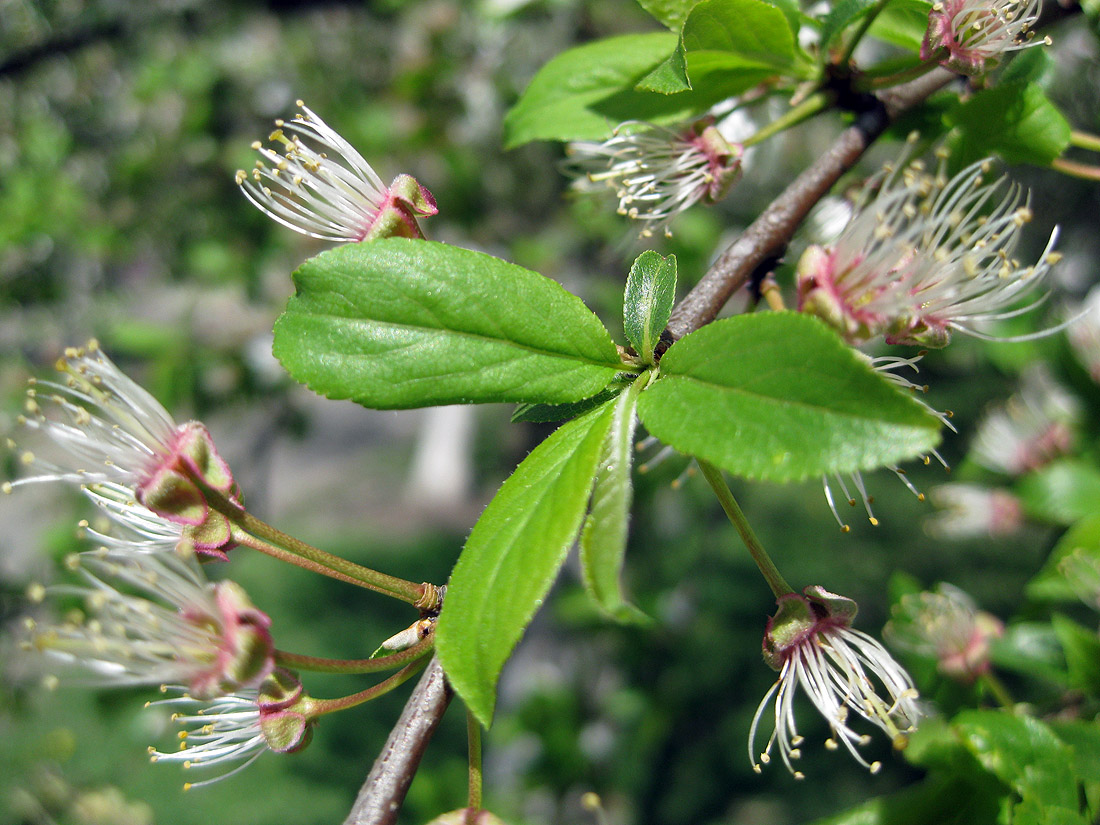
343 655 454 825
666 67 958 341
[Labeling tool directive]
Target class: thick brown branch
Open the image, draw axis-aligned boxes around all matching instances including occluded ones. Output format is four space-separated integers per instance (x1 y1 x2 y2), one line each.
665 68 958 341
342 655 454 825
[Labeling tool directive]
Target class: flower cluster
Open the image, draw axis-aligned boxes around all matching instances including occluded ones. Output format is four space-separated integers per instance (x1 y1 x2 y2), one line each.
921 0 1050 76
886 584 1003 681
9 344 310 785
751 586 920 777
797 143 1061 349
236 100 437 243
566 120 743 238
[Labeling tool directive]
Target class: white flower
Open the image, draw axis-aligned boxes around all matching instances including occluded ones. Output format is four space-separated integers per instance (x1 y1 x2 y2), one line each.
148 689 269 789
797 141 1062 348
751 587 920 777
565 120 742 238
926 483 1023 539
147 669 312 788
29 549 274 698
921 0 1050 76
886 584 1003 681
970 366 1079 476
236 100 436 242
4 341 241 559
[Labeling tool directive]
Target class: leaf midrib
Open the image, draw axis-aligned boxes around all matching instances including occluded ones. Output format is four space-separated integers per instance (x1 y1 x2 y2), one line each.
287 307 628 373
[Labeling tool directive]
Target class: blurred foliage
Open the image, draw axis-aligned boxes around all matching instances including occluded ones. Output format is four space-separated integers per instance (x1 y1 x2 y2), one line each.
2 1 1100 825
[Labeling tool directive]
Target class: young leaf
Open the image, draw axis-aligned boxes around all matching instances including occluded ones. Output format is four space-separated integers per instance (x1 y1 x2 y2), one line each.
273 239 625 410
436 402 617 727
1026 514 1100 602
624 251 677 365
636 43 692 94
1052 614 1100 695
503 33 768 146
580 376 650 623
637 313 942 482
502 33 676 147
819 0 878 51
637 0 698 29
1017 460 1100 525
947 82 1072 167
955 710 1080 813
681 0 798 72
867 0 934 51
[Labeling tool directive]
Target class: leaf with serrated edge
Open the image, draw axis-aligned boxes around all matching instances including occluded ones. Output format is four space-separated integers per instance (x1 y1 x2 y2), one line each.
437 402 617 726
580 376 650 623
273 239 624 410
624 252 677 365
637 313 941 482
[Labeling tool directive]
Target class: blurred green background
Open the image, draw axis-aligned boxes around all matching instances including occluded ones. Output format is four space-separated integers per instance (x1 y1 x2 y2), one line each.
2 1 1100 824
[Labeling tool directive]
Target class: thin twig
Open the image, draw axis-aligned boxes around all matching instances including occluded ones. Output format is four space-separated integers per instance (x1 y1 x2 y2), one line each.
342 655 454 825
666 68 957 341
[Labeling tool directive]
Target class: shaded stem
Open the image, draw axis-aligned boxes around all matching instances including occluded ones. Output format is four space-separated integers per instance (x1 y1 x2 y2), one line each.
467 709 483 816
203 485 432 607
308 657 429 716
1052 158 1100 182
862 60 940 91
343 656 454 825
981 671 1015 710
837 0 896 67
744 92 831 147
697 459 794 598
1070 130 1100 152
276 635 435 674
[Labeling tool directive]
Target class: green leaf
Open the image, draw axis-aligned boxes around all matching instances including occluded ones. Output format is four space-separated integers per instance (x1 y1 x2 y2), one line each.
1017 460 1100 525
1052 614 1100 694
868 0 934 51
1049 719 1100 784
636 0 698 28
1013 800 1089 825
948 82 1072 166
1000 47 1054 85
436 403 617 726
512 380 629 423
637 313 942 482
955 710 1079 811
504 33 676 146
273 239 624 410
580 376 650 623
1026 514 1100 602
624 251 677 364
681 0 797 72
820 0 877 50
990 622 1068 686
504 32 775 145
636 43 692 93
807 764 1007 825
